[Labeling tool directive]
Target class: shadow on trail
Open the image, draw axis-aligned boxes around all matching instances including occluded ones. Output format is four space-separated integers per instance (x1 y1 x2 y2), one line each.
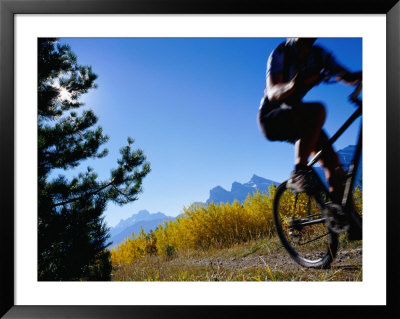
331 265 362 271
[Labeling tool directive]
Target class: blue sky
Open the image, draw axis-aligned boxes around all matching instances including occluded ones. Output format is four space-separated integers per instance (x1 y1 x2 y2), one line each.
57 38 362 227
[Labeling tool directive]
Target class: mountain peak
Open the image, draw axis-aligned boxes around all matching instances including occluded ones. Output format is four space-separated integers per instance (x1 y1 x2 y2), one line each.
110 209 169 236
208 185 232 204
207 175 278 205
137 210 150 217
250 174 268 184
210 185 228 192
231 181 242 188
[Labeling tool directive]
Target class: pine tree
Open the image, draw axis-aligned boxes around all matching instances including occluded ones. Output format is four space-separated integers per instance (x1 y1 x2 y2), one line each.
38 38 150 280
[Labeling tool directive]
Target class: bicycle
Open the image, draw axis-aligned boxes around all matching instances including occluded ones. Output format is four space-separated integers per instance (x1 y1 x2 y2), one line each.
272 80 363 269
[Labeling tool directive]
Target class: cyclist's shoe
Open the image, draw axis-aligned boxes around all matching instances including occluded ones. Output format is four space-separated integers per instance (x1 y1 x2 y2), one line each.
286 166 320 194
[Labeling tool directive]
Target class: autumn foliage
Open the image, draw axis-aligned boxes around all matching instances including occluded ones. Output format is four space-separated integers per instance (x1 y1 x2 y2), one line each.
111 187 362 267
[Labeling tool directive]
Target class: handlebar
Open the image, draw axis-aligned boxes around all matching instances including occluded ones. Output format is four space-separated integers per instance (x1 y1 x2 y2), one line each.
322 72 362 107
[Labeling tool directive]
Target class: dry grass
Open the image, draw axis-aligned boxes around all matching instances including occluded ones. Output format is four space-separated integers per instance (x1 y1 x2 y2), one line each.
111 237 362 282
111 257 362 282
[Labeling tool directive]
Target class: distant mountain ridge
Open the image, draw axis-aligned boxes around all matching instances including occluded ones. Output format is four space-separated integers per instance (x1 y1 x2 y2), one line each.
207 174 278 205
109 210 168 238
107 210 175 248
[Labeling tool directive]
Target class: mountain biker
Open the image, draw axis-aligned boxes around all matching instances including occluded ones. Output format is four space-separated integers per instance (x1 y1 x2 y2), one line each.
258 38 362 238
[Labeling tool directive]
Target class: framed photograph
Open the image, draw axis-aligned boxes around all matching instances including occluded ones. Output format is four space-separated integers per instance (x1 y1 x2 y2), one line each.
1 0 399 318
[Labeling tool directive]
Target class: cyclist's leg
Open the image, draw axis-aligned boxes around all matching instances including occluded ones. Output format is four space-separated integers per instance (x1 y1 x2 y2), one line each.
276 102 347 201
314 131 358 209
314 130 346 202
289 102 326 166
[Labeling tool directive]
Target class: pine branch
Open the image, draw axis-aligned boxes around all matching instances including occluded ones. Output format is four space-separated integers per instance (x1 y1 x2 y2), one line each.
51 178 115 208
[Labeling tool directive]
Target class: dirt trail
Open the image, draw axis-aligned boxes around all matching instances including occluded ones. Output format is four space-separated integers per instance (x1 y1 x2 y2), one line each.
169 248 362 272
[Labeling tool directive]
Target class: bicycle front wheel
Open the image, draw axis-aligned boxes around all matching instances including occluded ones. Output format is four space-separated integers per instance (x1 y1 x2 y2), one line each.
273 181 338 269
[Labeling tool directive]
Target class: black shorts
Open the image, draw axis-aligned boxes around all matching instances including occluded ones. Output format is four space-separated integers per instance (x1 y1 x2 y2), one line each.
257 102 300 144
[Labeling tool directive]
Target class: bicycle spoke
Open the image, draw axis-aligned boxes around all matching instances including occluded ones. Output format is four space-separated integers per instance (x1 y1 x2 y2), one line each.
273 181 338 269
295 232 330 246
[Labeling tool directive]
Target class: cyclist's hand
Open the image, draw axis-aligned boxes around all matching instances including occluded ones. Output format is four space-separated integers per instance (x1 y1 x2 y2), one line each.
342 71 362 85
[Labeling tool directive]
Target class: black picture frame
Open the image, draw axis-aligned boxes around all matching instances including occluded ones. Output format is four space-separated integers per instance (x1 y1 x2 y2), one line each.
1 0 399 318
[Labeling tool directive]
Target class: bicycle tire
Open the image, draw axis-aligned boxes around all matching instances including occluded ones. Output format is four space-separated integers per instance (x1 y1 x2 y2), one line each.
273 181 338 269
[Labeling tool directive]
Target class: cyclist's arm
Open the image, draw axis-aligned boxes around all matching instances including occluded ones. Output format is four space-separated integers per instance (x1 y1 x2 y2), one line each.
322 49 361 85
266 73 295 101
316 46 362 85
338 70 362 86
267 70 322 101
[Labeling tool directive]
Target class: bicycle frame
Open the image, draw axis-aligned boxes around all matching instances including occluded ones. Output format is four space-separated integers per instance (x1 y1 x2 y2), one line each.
306 94 362 226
